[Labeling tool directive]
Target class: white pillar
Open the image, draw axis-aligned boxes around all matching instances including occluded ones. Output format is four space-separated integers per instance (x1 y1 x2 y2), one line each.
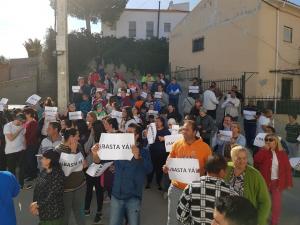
56 0 69 111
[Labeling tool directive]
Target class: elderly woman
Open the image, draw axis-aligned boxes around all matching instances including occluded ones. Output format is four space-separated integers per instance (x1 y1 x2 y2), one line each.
225 145 271 225
254 134 292 225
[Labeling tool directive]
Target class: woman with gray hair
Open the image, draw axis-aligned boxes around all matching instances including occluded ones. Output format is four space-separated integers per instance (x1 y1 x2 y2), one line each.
225 145 271 225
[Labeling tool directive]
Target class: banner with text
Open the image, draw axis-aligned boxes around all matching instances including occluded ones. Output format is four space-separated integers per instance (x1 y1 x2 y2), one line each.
59 152 84 176
165 134 183 152
86 162 114 177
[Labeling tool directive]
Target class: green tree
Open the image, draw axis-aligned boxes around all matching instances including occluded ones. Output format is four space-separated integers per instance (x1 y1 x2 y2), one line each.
23 38 42 57
50 0 128 34
0 55 9 65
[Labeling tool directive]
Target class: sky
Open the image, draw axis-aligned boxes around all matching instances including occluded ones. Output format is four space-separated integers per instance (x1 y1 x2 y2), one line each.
0 0 299 58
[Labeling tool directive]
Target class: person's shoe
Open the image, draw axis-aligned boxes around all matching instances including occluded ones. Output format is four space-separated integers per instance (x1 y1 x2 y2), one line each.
93 213 103 224
145 183 151 189
84 209 91 216
158 185 162 191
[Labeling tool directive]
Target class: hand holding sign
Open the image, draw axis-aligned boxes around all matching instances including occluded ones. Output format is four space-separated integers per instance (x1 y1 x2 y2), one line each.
72 86 80 93
69 111 83 120
167 158 200 184
26 94 41 105
219 130 233 142
0 98 8 105
86 162 114 177
253 133 267 147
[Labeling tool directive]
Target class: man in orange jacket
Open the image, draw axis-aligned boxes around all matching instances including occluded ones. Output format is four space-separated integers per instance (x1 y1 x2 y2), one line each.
163 120 212 225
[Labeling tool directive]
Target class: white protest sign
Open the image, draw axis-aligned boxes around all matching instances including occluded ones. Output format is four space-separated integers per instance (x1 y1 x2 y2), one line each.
59 152 84 176
154 92 162 99
69 111 82 120
165 134 183 152
72 86 80 93
253 133 267 147
147 123 157 145
297 135 300 142
243 110 256 120
99 133 135 160
0 98 8 105
111 110 123 119
96 88 104 92
140 92 148 99
188 86 199 93
289 157 300 171
167 158 200 184
148 110 159 116
44 106 58 121
0 105 3 112
26 94 41 105
219 130 233 142
171 125 180 135
106 93 113 100
86 162 114 177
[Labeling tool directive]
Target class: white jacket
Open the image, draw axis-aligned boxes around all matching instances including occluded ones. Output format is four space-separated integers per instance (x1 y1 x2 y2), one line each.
203 90 219 110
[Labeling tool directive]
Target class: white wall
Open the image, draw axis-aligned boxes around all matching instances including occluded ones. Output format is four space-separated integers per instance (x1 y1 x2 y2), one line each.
102 10 188 39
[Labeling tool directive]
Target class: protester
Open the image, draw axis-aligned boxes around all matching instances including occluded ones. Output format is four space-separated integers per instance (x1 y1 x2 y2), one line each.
243 99 258 147
203 85 219 120
91 123 153 225
225 145 271 225
167 104 182 124
166 78 182 111
212 196 258 225
254 134 293 225
0 112 7 170
0 171 20 225
285 114 300 157
189 99 202 118
56 128 87 225
4 113 27 189
257 109 273 134
146 116 171 190
195 107 215 145
119 106 137 132
163 120 212 225
221 91 240 121
30 150 64 225
84 120 106 224
177 155 237 224
182 93 195 116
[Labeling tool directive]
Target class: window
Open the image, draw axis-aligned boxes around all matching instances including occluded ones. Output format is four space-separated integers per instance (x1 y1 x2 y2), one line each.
146 21 154 38
283 26 293 43
129 21 136 38
164 23 171 33
281 78 293 99
192 37 204 52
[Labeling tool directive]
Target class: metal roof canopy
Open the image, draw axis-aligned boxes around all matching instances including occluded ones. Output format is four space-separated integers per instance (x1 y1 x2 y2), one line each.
269 69 300 75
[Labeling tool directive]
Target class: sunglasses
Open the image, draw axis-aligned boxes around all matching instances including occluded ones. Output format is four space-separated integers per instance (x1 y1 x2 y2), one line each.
265 138 275 142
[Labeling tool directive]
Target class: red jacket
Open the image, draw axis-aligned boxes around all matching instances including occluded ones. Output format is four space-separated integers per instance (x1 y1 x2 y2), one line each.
25 120 39 147
254 148 293 191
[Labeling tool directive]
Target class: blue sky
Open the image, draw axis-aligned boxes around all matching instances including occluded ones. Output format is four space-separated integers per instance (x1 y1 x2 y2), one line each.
0 0 299 58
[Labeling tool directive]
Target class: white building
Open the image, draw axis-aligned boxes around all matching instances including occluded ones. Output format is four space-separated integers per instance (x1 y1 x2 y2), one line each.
102 2 189 39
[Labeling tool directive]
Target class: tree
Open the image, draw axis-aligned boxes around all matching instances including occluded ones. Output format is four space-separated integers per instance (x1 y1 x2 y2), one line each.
0 55 9 65
50 0 128 34
23 38 42 58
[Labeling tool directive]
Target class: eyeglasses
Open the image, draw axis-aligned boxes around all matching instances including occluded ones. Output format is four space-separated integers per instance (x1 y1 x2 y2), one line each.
265 138 275 142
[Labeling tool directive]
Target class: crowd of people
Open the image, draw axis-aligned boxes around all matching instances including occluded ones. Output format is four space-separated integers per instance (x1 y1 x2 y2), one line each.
0 70 299 225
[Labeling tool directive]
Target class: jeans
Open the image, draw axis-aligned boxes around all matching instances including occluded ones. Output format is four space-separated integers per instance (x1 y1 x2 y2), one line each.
109 196 141 225
167 184 184 225
286 142 299 158
63 185 86 225
244 120 257 147
6 151 26 186
85 174 104 213
24 145 38 179
270 180 282 225
147 151 167 187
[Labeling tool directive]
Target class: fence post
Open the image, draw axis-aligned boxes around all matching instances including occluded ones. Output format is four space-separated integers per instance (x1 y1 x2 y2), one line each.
197 65 201 80
241 72 246 107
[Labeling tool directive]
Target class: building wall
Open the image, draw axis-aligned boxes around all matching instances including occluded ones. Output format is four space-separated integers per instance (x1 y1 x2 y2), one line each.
256 1 300 98
169 0 300 97
170 0 262 96
102 10 188 39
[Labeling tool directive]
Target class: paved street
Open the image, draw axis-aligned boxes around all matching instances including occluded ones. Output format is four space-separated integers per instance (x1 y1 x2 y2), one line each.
15 177 300 225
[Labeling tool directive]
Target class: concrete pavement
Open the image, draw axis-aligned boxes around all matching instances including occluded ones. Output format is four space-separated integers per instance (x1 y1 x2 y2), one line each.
15 178 300 225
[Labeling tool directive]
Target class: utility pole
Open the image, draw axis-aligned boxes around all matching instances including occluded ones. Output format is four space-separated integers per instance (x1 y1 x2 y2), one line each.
56 0 69 111
157 1 161 38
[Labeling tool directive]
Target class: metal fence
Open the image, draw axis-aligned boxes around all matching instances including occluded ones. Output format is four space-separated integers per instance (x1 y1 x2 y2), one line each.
202 77 245 95
170 66 200 81
245 97 300 114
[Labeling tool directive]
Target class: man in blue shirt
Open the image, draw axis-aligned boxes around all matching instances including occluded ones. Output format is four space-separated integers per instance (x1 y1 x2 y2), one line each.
92 123 152 225
0 171 20 225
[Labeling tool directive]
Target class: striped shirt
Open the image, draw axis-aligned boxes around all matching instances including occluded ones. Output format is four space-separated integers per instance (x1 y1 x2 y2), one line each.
177 176 238 225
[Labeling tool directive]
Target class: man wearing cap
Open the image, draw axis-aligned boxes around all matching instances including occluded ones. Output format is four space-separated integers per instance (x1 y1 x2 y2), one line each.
3 113 27 188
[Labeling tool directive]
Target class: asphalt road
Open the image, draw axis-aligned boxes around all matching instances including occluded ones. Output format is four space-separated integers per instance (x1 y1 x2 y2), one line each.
14 177 300 225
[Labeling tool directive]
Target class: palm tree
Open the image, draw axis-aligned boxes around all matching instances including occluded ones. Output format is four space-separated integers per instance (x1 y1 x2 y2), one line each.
23 38 42 57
